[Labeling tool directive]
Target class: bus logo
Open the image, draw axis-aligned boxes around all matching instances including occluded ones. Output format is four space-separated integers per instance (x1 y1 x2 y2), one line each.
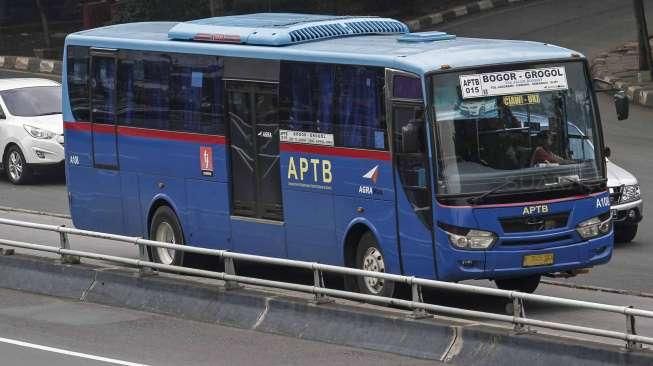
200 146 213 176
522 204 549 215
362 165 379 184
359 165 382 196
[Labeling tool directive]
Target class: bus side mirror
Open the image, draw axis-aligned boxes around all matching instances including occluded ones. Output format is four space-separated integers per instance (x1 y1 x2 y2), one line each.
401 122 420 154
614 91 629 121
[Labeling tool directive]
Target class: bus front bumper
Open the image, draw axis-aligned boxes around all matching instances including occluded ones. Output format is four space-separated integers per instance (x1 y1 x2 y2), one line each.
437 234 613 282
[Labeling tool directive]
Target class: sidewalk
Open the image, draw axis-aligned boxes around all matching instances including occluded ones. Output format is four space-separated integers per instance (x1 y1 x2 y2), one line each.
592 42 653 108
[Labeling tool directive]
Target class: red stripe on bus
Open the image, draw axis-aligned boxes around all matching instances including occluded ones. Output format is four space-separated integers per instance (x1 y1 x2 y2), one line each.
93 123 115 133
64 121 226 144
280 142 391 161
118 126 226 144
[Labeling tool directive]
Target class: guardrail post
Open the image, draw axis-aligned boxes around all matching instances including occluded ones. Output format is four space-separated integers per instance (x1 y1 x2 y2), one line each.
312 266 332 304
223 257 241 290
58 225 80 264
409 278 430 319
626 307 643 350
512 297 530 333
137 240 157 276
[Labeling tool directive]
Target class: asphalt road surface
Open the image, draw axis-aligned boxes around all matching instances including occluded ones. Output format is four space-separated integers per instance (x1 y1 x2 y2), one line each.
1 209 653 348
0 0 652 294
0 287 436 366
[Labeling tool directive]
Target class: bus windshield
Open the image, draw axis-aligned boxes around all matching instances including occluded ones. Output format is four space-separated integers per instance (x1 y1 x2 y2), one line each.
430 61 603 197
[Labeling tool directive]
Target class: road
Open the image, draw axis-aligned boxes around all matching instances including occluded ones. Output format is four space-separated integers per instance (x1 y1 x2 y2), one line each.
2 208 653 348
0 287 435 366
0 1 652 293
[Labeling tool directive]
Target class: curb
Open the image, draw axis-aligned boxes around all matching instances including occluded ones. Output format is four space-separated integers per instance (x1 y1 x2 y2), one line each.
0 0 535 77
0 253 651 365
406 0 538 31
0 55 62 76
590 42 653 108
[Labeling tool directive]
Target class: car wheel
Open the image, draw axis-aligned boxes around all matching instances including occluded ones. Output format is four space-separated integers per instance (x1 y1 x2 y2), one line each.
495 275 541 293
149 206 184 266
355 232 395 298
4 145 32 185
615 225 638 243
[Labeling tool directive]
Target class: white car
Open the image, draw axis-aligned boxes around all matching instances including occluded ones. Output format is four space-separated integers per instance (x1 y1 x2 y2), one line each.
607 159 643 243
0 78 64 184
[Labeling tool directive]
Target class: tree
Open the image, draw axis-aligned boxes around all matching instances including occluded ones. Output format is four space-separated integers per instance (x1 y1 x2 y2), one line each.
35 0 51 49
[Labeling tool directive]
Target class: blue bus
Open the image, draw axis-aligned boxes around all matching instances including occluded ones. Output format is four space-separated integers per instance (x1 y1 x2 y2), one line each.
63 13 617 295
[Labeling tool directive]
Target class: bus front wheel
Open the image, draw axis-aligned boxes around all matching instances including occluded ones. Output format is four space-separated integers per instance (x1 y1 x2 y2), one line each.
149 206 184 266
355 232 395 298
495 275 541 293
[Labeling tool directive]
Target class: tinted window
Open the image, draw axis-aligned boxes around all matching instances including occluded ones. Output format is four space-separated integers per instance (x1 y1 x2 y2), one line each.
117 51 224 135
66 46 89 121
91 57 116 124
280 62 386 150
1 86 61 117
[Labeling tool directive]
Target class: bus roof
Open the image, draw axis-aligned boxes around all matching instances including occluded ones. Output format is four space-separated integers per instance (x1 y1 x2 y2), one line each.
66 13 583 75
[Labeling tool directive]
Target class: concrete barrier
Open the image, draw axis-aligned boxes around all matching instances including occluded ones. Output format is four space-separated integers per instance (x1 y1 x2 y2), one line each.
0 253 651 365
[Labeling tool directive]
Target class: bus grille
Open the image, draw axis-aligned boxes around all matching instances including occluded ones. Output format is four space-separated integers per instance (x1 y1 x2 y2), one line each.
500 213 569 233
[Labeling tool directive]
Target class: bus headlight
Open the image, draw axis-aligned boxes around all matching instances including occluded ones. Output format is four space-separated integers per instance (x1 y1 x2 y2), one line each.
576 215 612 239
441 224 497 250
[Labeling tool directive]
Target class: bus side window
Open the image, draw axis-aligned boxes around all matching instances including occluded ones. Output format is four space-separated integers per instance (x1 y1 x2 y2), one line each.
279 61 387 151
66 46 89 121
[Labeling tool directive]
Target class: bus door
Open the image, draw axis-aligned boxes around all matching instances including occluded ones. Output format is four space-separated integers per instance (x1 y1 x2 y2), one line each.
89 50 118 169
86 49 123 233
387 70 436 279
226 77 285 257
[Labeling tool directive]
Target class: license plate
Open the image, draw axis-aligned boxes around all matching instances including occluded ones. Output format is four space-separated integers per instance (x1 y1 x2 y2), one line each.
523 253 554 267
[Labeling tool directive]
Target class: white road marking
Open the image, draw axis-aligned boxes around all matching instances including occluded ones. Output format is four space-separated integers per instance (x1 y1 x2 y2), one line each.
0 336 150 366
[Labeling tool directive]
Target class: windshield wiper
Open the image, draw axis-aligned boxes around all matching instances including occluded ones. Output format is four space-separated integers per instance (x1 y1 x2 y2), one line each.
557 176 591 194
467 178 518 205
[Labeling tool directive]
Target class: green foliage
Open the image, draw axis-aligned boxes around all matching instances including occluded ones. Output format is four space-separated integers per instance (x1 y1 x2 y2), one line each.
113 0 214 23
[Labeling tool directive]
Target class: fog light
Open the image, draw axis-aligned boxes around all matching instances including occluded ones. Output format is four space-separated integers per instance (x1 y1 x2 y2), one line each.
35 150 45 159
628 209 637 219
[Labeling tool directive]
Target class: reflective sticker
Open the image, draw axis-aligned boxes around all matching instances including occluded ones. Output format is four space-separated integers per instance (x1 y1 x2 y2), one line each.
460 67 568 99
200 146 213 176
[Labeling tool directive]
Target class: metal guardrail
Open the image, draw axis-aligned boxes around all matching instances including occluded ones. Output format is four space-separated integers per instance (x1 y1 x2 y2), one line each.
0 217 652 350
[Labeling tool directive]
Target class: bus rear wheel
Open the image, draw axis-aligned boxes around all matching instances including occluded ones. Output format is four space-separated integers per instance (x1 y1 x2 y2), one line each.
355 232 395 298
149 206 184 266
495 275 541 293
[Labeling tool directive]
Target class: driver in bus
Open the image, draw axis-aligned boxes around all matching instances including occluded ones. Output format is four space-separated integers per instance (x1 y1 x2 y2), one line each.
531 130 565 165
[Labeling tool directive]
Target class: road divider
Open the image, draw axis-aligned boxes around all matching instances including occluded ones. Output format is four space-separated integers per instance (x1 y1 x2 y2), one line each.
0 217 652 363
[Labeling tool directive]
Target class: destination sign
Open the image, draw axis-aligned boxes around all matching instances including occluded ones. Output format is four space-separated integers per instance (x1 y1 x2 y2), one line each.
459 67 568 99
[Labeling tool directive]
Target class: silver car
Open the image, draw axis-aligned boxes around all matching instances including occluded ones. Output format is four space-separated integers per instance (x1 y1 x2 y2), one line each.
607 159 643 243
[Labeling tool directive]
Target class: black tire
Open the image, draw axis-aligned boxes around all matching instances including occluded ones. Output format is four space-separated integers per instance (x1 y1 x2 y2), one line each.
355 232 395 298
495 275 541 293
4 145 32 185
149 206 184 266
615 225 638 243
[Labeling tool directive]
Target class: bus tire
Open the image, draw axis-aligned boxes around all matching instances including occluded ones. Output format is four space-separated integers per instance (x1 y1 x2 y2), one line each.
495 275 541 293
4 145 32 185
355 232 395 298
149 205 184 266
